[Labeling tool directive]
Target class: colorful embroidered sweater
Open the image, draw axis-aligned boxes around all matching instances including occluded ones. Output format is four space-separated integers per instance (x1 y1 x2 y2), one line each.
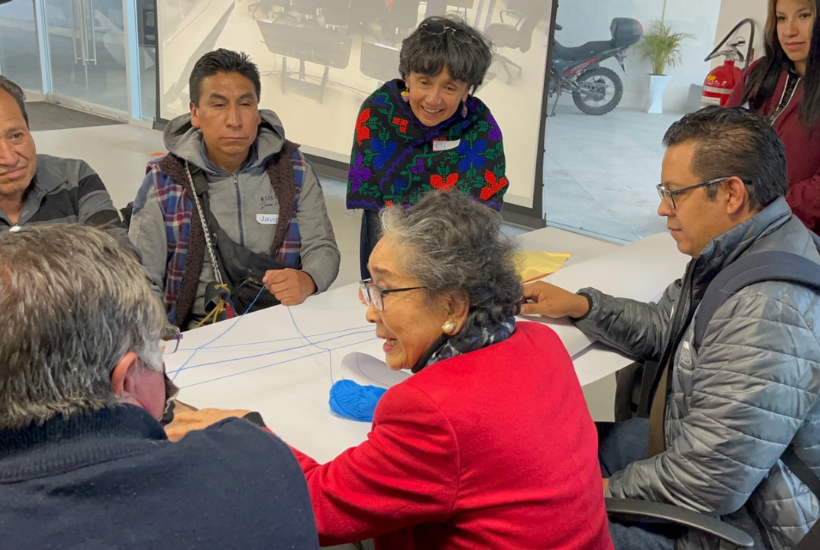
346 79 508 211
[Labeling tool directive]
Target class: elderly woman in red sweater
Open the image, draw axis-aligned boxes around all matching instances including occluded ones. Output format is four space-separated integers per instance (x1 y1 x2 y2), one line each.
727 0 820 233
290 190 612 549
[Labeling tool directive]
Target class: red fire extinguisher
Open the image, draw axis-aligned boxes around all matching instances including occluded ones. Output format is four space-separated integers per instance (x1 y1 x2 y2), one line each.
701 19 756 107
700 38 745 107
702 58 742 107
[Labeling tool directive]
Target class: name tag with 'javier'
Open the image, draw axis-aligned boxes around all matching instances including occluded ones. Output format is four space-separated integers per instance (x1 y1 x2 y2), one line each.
256 214 279 225
433 139 461 152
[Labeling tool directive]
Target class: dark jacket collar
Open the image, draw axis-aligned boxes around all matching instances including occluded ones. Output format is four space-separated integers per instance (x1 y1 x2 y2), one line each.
0 404 167 483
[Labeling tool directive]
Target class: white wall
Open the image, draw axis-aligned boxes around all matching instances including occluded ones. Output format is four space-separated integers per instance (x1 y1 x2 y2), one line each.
712 0 768 68
554 0 721 112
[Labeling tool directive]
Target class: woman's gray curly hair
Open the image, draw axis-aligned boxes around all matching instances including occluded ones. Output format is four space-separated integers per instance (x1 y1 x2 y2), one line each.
379 191 521 326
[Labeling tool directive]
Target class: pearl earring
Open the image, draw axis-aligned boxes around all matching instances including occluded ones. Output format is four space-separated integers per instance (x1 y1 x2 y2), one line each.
442 320 457 334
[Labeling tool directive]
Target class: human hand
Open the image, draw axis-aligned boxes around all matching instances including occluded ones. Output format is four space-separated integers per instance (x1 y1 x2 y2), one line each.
263 268 317 306
520 282 590 319
164 408 252 442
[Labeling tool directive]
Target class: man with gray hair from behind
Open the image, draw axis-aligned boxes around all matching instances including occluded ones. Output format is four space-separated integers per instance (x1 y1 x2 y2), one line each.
0 224 320 549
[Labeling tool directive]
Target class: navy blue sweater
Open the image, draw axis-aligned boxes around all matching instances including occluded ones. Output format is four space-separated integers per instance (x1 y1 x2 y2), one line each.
0 404 320 549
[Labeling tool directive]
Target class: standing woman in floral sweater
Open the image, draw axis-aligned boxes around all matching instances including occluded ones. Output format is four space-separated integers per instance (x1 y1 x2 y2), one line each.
727 0 820 233
347 16 508 278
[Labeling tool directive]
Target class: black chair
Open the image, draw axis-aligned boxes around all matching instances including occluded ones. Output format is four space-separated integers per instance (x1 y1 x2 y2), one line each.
424 0 473 18
348 0 387 36
385 0 421 41
606 499 755 548
320 0 351 27
256 19 353 103
484 1 549 84
292 0 319 17
248 0 289 20
360 41 400 85
120 203 134 230
423 0 447 17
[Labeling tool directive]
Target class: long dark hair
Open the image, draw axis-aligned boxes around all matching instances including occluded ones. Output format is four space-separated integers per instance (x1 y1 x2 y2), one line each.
742 0 820 129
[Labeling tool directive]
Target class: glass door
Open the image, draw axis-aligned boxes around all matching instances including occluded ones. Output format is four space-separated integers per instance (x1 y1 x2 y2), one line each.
43 0 129 117
0 0 43 94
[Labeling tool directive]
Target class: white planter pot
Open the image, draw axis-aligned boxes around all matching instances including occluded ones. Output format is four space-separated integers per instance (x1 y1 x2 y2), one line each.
646 74 672 114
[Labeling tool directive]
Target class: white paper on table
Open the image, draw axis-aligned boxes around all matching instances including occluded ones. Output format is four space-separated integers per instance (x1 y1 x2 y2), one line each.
517 233 688 358
541 233 687 301
340 352 411 388
516 315 594 358
573 344 635 387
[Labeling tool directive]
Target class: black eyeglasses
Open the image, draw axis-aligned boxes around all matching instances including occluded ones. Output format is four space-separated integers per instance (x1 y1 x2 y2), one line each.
157 326 182 403
656 177 731 210
359 278 426 312
159 326 182 355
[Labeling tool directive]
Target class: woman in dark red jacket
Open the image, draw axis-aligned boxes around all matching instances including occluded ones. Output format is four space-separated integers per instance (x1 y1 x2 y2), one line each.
727 0 820 232
291 191 612 550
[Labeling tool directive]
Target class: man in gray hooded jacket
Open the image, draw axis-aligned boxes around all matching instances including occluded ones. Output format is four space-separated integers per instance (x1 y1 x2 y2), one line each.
522 107 820 549
129 49 340 328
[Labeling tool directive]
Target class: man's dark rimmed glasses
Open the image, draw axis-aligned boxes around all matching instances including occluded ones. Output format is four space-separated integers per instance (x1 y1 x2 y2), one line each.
656 177 741 210
359 279 426 312
159 326 182 355
159 326 182 402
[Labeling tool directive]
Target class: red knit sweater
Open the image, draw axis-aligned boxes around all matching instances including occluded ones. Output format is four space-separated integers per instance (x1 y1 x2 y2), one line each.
727 62 820 233
291 322 613 550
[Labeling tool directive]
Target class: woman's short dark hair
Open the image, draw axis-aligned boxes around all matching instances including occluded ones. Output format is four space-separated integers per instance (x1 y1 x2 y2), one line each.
399 16 494 93
189 49 261 107
380 190 521 327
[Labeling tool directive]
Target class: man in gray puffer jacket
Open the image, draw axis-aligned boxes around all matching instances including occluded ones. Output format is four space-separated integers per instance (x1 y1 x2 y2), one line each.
522 107 820 549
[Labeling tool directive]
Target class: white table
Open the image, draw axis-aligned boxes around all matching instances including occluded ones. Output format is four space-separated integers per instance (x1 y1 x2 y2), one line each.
166 228 689 463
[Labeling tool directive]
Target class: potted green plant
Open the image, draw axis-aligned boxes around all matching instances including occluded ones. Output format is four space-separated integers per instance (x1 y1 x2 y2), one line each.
636 21 693 113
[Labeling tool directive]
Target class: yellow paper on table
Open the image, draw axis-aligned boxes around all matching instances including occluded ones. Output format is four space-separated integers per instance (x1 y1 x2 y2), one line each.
516 251 571 283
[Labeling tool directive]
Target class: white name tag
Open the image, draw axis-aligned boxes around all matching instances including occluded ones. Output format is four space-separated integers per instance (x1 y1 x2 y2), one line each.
433 139 461 152
256 214 279 225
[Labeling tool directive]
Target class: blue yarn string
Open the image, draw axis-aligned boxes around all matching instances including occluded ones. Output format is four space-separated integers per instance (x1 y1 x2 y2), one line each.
176 325 373 352
170 286 388 423
171 329 374 374
286 306 386 423
172 285 267 381
179 337 376 389
286 306 334 381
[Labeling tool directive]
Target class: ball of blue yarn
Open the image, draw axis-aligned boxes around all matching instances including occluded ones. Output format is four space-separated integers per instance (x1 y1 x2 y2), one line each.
329 379 387 422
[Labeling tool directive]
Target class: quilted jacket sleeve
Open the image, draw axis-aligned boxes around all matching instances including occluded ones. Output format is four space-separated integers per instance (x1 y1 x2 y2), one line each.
572 279 682 363
606 284 820 515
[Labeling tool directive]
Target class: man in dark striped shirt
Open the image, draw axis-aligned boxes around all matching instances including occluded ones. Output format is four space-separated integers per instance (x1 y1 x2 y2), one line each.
0 76 127 244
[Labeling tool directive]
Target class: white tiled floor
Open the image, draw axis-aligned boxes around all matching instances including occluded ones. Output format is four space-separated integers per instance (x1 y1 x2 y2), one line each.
543 104 684 243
